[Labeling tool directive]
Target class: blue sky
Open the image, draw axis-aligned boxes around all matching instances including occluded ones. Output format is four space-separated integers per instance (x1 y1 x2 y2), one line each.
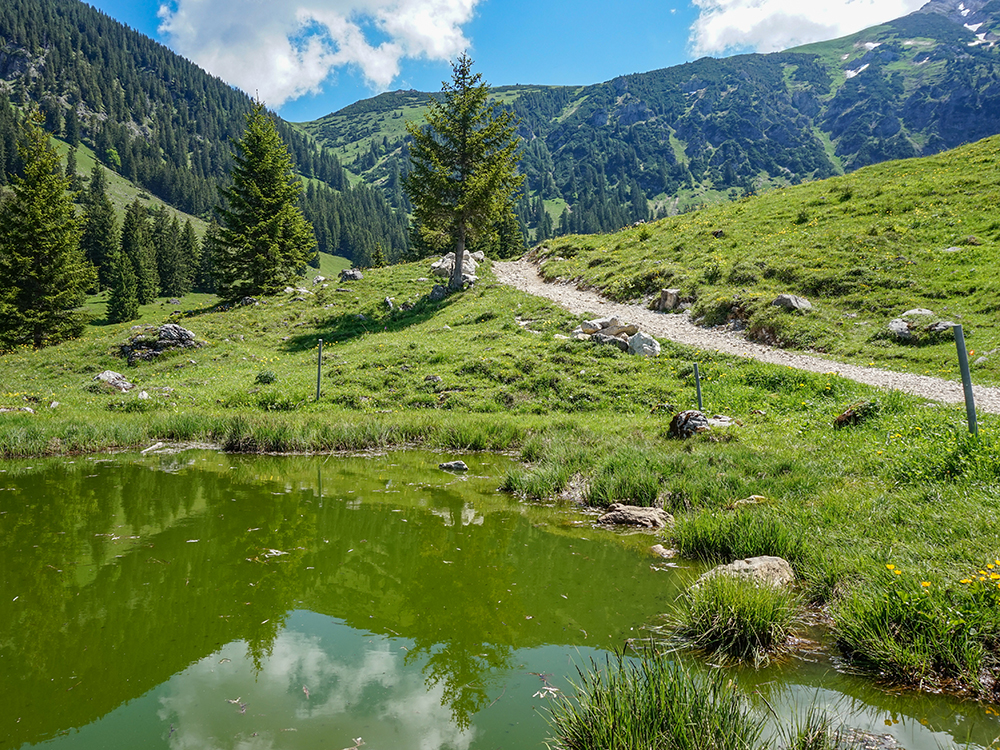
87 0 924 122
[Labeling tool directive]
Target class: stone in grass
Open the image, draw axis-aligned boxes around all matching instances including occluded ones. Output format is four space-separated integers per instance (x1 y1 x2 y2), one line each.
651 544 677 558
772 294 812 312
593 332 629 352
339 268 364 282
429 284 448 302
93 370 134 392
628 331 661 357
887 318 914 342
598 503 673 529
668 410 710 439
695 556 795 589
439 460 468 472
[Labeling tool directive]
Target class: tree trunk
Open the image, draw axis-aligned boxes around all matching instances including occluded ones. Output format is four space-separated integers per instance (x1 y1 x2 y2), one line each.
449 225 466 291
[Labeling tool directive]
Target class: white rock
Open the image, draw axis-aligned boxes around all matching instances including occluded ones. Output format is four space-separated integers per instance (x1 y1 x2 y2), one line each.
627 331 661 357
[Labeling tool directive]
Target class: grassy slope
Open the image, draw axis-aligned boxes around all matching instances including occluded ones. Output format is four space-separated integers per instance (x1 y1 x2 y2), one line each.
536 134 1000 385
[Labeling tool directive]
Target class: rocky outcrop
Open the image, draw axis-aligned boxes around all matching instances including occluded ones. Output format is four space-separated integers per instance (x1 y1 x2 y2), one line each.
695 555 795 588
598 503 673 528
572 317 661 357
93 370 134 392
339 268 364 282
119 324 201 365
430 251 483 284
772 294 812 312
887 310 958 344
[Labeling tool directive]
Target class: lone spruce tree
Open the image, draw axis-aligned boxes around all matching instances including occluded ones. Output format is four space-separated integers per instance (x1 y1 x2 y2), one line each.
405 54 523 291
0 112 95 349
213 101 316 300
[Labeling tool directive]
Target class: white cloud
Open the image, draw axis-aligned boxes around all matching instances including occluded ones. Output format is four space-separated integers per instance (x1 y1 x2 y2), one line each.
689 0 926 56
157 0 479 108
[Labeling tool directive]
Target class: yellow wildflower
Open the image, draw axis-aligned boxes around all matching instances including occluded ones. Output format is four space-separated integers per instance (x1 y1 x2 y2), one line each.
921 581 930 588
886 564 895 570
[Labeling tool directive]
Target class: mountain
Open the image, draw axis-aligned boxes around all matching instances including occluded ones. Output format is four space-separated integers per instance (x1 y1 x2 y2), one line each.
0 0 408 266
299 0 1000 242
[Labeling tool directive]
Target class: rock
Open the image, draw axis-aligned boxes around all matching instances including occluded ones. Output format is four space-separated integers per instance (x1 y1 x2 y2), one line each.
658 288 681 311
707 414 737 427
942 246 962 253
602 321 639 337
651 544 677 558
571 329 591 341
887 318 914 342
384 297 395 311
312 275 326 285
425 375 442 383
237 296 259 306
772 294 812 312
94 370 134 392
429 284 448 302
628 331 661 357
471 250 485 262
696 555 795 589
727 495 767 510
167 298 180 305
0 406 34 414
339 268 364 282
439 460 468 471
430 251 479 278
49 401 59 409
902 308 934 317
834 400 879 429
668 410 710 439
926 320 956 334
598 503 673 529
138 390 149 400
593 332 629 352
119 324 200 365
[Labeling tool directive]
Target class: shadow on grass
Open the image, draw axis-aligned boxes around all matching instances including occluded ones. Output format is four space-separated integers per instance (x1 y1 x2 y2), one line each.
281 293 459 352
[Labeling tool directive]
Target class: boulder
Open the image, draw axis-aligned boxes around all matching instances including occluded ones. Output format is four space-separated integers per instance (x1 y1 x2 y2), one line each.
902 308 933 318
926 320 956 334
312 275 326 285
428 284 448 302
593 332 629 352
598 503 673 529
887 318 914 342
93 370 134 392
339 268 364 282
658 288 681 311
119 324 200 365
430 251 479 278
628 331 661 357
668 410 710 439
772 294 812 312
439 460 468 472
384 297 395 311
696 555 795 589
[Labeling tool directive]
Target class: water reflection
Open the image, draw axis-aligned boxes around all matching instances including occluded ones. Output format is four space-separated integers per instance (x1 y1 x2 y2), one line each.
1 451 998 749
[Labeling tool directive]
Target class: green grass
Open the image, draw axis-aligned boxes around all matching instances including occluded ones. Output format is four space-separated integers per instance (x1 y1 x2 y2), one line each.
1 255 1000 698
535 134 1000 385
547 651 766 750
671 572 804 666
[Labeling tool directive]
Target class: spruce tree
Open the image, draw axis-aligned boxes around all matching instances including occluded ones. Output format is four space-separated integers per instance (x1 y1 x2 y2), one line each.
79 163 118 289
106 244 138 323
178 219 200 295
213 100 316 300
404 54 523 290
0 112 95 349
120 198 158 304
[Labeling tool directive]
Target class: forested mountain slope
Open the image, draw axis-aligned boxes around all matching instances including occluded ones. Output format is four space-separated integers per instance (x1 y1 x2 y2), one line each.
0 0 408 265
301 0 1000 242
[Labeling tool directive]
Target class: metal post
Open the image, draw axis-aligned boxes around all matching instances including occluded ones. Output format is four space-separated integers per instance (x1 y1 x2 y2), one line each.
316 338 323 402
693 363 703 411
953 325 977 435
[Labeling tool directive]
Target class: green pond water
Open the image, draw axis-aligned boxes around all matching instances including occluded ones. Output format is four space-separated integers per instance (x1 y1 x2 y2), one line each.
0 449 997 750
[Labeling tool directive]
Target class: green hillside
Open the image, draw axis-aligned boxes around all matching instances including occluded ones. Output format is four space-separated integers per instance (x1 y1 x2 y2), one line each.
535 134 1000 384
299 0 1000 244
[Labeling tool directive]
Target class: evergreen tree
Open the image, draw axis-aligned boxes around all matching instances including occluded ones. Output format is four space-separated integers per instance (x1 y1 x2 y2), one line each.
0 112 95 349
194 220 220 294
370 243 386 268
153 206 186 296
120 198 158 304
404 54 523 290
106 244 138 323
79 163 118 289
213 100 316 301
178 219 200 295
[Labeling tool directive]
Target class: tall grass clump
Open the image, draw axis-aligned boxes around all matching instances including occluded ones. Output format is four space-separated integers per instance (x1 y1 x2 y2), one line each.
779 709 855 750
671 573 803 666
674 510 804 564
585 446 670 508
547 650 765 750
832 565 1000 698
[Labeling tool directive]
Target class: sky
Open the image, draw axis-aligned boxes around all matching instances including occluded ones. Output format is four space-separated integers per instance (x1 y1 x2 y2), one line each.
86 0 926 122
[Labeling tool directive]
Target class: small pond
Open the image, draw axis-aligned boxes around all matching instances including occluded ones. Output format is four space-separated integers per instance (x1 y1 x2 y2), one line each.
0 449 997 749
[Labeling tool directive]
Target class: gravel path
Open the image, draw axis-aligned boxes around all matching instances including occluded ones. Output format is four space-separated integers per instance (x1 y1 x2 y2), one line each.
494 259 1000 415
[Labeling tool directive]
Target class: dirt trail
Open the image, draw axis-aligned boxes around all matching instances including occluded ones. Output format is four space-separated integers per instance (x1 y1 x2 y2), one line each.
493 259 1000 415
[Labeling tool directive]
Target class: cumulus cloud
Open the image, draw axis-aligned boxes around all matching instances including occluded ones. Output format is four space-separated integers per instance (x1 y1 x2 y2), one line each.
689 0 926 56
157 0 479 108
